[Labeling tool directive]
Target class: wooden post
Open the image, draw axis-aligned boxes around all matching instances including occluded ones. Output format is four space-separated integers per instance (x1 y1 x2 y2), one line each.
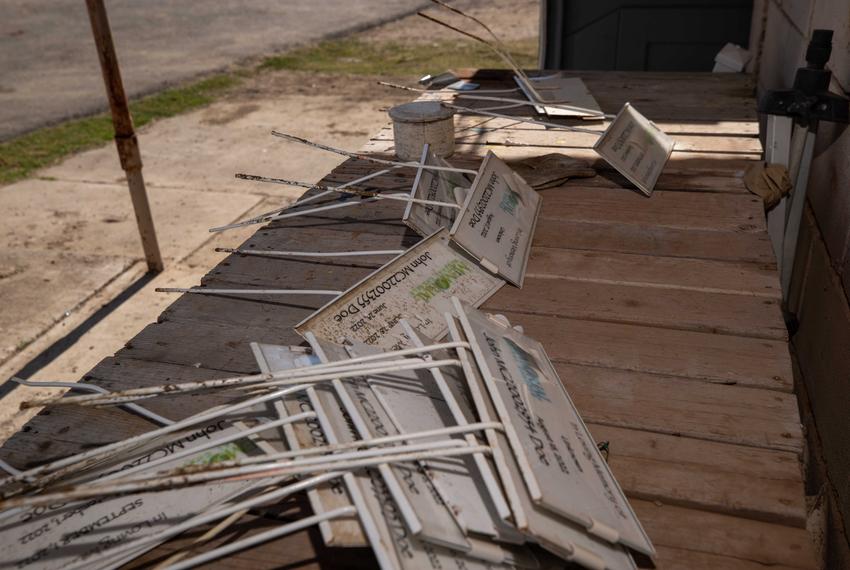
85 0 164 272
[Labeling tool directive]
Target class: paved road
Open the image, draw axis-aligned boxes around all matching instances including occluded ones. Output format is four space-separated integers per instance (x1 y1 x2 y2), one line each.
0 0 427 140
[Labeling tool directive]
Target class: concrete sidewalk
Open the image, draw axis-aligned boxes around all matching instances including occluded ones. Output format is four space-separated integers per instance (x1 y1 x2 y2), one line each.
0 0 427 140
0 0 539 441
0 72 410 441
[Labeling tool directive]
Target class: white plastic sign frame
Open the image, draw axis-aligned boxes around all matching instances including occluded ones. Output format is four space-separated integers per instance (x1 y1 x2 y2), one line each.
295 228 504 350
451 299 655 558
251 343 367 547
403 144 469 237
514 75 604 118
449 151 541 287
0 423 263 570
593 102 675 197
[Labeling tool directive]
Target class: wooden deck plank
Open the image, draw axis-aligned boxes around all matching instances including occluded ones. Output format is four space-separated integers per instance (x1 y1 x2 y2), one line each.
631 500 815 569
533 218 776 264
487 277 787 340
526 247 780 298
204 245 781 307
362 138 760 171
557 363 803 453
446 114 760 136
0 357 805 534
122 316 307 373
202 255 376 290
205 223 780 298
372 125 764 154
326 156 751 194
497 311 793 391
0 358 237 467
160 288 319 330
0 70 814 569
559 172 748 193
537 186 765 233
593 426 805 526
0 405 151 469
199 243 787 342
653 545 808 570
258 183 774 267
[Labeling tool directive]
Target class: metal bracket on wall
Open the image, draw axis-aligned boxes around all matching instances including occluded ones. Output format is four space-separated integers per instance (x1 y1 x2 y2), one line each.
759 29 849 307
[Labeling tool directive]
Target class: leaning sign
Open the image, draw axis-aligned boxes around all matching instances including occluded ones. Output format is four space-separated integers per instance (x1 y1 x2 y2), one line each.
450 151 541 287
0 423 261 570
593 102 675 197
403 144 470 237
453 299 655 558
295 229 504 350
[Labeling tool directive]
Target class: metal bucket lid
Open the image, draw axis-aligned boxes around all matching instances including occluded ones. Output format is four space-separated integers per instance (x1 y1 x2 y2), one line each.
388 101 454 123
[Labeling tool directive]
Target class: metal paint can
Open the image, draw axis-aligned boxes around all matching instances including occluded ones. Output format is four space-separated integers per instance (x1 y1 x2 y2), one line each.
388 101 455 161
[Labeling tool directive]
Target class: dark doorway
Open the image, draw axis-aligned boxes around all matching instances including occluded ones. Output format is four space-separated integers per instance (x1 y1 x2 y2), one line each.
540 0 753 71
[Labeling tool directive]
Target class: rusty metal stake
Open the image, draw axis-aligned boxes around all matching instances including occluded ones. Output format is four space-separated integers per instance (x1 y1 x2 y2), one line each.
85 0 164 272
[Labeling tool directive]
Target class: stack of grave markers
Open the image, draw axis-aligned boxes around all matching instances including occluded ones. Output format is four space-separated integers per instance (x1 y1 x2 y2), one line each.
0 148 656 570
0 3 679 563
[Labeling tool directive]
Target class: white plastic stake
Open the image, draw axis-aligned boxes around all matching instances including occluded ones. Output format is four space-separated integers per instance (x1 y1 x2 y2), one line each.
156 287 343 296
271 130 478 175
217 248 405 258
400 321 511 520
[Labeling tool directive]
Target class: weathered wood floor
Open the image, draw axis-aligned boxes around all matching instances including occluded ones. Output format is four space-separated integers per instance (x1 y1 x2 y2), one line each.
0 71 817 569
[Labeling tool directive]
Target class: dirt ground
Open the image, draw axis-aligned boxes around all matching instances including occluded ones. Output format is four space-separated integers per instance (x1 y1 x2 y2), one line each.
366 0 539 44
0 1 540 442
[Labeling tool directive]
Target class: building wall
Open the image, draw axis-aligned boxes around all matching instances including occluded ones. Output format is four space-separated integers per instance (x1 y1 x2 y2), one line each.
752 0 850 566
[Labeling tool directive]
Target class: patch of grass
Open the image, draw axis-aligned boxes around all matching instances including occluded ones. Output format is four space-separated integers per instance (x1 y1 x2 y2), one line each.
0 74 240 185
0 36 537 186
261 38 537 77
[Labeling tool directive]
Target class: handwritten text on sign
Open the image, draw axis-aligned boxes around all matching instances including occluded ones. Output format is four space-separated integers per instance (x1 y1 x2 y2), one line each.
0 422 257 570
593 102 674 197
296 229 504 350
458 303 654 556
450 152 541 287
403 148 469 237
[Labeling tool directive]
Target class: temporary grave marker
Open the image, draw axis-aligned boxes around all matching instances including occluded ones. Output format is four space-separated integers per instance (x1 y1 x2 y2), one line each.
442 101 676 197
257 376 399 569
332 336 522 545
295 228 505 350
304 336 534 569
444 308 641 570
260 338 434 544
419 0 673 197
2 384 325 494
420 2 604 121
298 337 510 570
445 102 606 135
0 421 265 570
593 102 675 197
402 143 471 237
449 151 541 287
378 81 610 119
7 328 650 569
398 322 514 522
252 343 366 547
309 336 444 548
451 299 655 557
70 473 344 570
513 75 606 119
307 336 472 553
256 339 502 557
